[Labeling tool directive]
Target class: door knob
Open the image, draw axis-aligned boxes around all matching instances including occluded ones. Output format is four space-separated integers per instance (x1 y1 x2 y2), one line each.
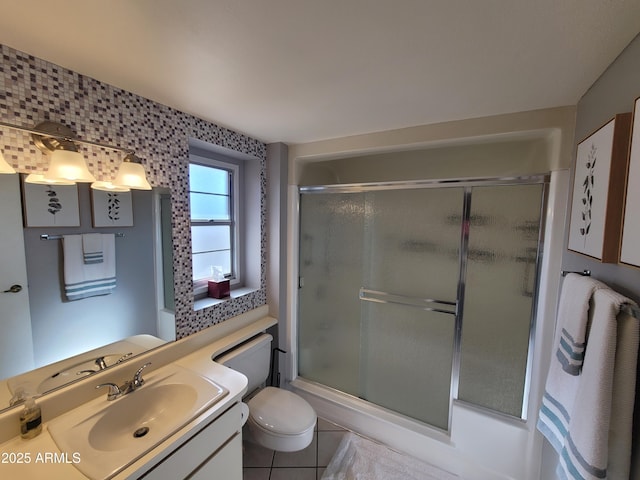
3 284 22 293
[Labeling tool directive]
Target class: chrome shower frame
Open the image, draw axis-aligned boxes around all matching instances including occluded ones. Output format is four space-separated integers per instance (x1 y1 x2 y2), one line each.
295 174 550 432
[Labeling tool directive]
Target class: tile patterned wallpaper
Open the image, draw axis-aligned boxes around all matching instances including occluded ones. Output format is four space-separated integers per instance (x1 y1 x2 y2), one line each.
0 44 267 339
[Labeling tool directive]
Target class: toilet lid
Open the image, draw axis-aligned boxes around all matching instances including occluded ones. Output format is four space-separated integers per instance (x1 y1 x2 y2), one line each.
248 387 316 435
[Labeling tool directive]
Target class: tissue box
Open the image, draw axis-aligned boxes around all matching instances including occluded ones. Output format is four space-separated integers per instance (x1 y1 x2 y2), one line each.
208 280 230 299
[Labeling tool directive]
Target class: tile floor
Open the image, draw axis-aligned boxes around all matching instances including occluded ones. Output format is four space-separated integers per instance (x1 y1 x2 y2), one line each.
242 418 347 480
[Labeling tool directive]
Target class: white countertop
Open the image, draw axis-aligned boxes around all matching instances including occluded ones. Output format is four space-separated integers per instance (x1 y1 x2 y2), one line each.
0 342 248 480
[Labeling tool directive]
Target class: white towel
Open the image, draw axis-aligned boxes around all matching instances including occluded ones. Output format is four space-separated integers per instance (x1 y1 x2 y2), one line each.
82 233 104 264
63 234 116 300
608 307 639 480
557 289 638 480
538 274 607 453
557 274 609 376
537 274 605 452
537 273 639 480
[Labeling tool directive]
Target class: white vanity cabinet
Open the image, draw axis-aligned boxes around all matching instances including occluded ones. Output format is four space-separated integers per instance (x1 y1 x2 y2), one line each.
139 402 242 480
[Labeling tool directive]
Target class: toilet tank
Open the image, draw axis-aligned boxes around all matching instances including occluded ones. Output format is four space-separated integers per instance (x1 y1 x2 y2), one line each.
216 333 272 394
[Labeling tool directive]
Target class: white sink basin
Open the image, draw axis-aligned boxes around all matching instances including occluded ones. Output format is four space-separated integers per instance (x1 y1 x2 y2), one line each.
48 364 228 479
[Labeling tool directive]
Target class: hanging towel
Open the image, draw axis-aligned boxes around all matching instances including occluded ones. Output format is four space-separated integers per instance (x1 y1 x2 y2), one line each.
556 274 610 376
82 233 104 264
63 234 116 300
607 306 639 480
557 289 638 480
537 273 606 452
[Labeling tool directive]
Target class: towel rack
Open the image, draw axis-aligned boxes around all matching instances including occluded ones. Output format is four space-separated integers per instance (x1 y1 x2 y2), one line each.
561 269 640 320
561 269 591 277
40 233 125 240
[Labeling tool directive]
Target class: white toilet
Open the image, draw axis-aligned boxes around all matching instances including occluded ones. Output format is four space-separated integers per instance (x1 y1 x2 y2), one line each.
216 333 316 452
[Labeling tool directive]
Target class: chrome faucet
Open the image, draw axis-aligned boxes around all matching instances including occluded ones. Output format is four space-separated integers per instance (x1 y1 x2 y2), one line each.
96 362 151 401
76 355 112 376
94 356 108 370
130 362 150 389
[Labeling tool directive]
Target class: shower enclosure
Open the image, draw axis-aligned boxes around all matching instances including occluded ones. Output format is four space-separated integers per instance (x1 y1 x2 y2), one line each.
297 176 547 431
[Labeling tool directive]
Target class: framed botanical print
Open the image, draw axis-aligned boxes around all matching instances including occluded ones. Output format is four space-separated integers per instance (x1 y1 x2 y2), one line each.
22 180 80 227
620 97 640 268
91 189 134 227
567 113 632 262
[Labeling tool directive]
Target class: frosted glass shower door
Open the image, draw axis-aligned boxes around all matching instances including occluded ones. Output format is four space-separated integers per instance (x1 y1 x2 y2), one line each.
298 193 365 396
457 184 544 418
359 188 462 430
298 187 463 430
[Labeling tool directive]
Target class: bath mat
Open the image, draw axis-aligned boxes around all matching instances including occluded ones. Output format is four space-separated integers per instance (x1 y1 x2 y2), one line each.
321 432 458 480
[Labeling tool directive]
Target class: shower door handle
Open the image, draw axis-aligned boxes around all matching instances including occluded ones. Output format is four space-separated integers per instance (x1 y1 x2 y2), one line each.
359 288 457 316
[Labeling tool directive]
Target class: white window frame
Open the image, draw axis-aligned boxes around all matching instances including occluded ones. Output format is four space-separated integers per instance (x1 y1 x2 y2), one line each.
189 155 241 297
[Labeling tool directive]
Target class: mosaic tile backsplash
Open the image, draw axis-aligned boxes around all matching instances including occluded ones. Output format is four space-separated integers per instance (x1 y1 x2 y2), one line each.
0 44 267 339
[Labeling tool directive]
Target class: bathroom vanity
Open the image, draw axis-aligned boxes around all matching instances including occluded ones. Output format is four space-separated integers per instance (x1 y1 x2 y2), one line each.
0 348 246 479
0 309 276 480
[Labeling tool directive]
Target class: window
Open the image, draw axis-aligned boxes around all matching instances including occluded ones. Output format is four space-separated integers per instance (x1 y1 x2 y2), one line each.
189 158 240 292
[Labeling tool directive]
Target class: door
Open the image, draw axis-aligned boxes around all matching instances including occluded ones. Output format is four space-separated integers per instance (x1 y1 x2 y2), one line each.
358 188 462 429
298 187 464 430
0 174 35 378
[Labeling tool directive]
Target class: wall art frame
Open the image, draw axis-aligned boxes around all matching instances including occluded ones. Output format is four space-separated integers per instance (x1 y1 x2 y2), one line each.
620 97 640 268
567 112 632 262
91 190 134 227
22 179 80 227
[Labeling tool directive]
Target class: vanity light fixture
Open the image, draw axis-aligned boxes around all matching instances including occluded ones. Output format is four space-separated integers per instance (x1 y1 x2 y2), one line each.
112 154 152 190
45 148 96 183
0 120 151 188
31 121 95 183
0 151 16 174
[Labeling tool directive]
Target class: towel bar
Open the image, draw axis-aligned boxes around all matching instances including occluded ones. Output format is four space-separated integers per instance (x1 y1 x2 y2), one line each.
560 269 591 277
561 270 639 319
40 233 125 240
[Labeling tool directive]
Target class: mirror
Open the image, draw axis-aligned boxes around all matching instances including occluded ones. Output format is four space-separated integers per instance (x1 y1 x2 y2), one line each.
0 174 175 410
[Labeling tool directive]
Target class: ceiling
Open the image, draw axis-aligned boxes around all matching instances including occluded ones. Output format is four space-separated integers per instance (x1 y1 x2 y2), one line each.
1 1 639 145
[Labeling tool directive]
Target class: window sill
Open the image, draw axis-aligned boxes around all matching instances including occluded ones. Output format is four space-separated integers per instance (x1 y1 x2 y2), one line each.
193 287 258 311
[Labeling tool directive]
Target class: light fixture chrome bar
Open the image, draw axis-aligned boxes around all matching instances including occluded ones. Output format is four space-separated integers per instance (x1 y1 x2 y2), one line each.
359 288 457 315
0 120 134 155
40 233 125 241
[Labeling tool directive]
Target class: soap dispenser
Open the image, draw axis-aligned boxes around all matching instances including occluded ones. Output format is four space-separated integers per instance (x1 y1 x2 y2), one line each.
19 397 42 439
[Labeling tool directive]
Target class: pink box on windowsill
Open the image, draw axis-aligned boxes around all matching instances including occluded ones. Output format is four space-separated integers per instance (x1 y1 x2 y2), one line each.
208 280 230 299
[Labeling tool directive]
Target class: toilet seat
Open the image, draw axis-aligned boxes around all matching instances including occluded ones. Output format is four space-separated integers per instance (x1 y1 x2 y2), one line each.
248 387 316 435
246 387 316 451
